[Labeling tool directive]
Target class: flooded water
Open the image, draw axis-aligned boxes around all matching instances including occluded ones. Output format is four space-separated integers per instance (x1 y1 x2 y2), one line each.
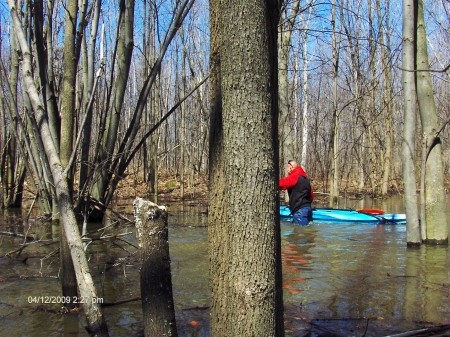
1 196 450 336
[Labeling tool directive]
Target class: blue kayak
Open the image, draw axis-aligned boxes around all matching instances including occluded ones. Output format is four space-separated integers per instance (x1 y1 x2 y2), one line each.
280 206 406 224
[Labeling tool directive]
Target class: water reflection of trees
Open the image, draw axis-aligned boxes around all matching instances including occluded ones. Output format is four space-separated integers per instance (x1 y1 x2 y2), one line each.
404 246 450 324
282 227 317 294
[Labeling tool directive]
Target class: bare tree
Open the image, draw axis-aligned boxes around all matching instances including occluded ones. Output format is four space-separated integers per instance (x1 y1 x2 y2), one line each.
0 20 26 209
378 0 394 196
279 0 301 170
415 0 448 244
401 0 421 245
88 0 196 218
329 0 341 207
90 0 135 212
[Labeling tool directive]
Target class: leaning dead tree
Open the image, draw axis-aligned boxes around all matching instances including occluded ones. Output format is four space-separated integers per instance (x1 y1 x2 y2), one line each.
133 197 178 337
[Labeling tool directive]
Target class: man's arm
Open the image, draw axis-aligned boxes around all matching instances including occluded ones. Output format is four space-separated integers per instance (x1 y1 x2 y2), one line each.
279 174 298 190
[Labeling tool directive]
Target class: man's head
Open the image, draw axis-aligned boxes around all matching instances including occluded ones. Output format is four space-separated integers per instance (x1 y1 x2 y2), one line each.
287 160 298 174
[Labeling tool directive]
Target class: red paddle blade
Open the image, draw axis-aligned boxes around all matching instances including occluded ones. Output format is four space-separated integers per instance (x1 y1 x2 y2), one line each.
356 208 385 215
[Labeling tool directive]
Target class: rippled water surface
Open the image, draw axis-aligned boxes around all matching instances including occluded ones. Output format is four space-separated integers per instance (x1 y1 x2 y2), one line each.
1 196 449 336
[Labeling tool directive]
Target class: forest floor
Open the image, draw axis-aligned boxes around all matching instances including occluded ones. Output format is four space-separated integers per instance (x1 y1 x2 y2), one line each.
111 170 450 206
114 171 210 202
19 170 449 208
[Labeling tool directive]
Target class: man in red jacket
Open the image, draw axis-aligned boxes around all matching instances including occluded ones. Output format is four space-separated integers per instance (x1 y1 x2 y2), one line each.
279 160 314 226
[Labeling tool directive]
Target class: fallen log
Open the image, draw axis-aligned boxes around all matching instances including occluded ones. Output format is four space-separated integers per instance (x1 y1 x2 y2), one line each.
0 231 35 241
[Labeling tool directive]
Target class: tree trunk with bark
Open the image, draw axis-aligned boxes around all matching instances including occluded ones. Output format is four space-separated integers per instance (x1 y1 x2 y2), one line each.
401 0 421 245
59 0 81 306
415 0 448 244
208 0 229 334
209 0 284 335
79 0 101 197
133 198 177 337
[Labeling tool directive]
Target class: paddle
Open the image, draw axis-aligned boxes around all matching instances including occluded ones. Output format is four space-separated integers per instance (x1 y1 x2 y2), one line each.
311 207 386 215
356 208 385 215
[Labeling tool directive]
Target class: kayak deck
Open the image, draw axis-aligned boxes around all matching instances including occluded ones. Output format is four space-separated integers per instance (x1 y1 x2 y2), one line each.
280 206 406 224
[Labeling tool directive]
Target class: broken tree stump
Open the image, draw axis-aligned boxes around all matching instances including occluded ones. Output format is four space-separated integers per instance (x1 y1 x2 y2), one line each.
133 197 178 337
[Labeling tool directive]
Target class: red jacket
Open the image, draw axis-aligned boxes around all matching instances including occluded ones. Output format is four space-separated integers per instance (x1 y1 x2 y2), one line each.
279 166 314 201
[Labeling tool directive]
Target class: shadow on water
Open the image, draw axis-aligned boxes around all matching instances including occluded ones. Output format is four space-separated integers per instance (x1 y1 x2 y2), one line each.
1 197 450 336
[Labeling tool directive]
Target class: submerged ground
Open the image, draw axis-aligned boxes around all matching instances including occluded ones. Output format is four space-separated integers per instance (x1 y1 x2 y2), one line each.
2 196 450 336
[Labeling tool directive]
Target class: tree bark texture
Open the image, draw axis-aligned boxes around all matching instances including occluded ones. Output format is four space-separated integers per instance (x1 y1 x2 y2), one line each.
401 0 421 245
60 0 78 173
60 224 79 309
214 0 285 335
415 0 448 244
208 0 228 335
43 0 61 154
133 198 178 337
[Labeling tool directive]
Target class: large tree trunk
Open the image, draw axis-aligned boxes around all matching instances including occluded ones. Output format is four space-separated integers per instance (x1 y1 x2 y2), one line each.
401 0 421 245
208 0 229 334
415 0 448 244
210 0 284 335
133 198 177 337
